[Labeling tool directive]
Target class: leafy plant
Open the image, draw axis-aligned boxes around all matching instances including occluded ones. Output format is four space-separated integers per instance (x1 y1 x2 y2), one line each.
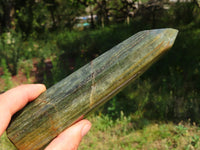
0 31 23 75
18 59 33 80
0 59 13 90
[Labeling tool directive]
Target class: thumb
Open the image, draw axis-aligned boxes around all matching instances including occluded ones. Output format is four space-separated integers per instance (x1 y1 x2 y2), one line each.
45 119 91 150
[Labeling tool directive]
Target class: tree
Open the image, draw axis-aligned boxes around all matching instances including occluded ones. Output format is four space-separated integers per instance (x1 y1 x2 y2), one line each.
0 0 15 31
173 0 196 25
137 0 164 28
44 0 59 29
0 0 84 35
112 0 137 24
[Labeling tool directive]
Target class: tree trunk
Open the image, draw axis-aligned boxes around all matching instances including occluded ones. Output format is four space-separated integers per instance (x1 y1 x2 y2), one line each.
101 15 104 28
90 5 95 29
2 0 15 30
50 9 56 29
126 15 130 25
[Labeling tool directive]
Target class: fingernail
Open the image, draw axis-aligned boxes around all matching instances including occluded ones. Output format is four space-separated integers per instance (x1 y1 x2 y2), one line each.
36 84 46 92
81 123 91 137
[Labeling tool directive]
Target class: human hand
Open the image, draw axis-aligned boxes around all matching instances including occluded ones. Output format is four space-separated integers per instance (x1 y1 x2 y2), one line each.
0 84 91 150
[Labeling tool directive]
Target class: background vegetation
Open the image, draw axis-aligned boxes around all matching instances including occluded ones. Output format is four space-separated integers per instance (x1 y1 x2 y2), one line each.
0 0 200 149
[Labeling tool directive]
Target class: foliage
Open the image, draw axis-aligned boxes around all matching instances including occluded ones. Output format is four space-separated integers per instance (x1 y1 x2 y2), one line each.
173 1 197 25
18 59 34 80
0 0 84 36
0 30 57 76
0 59 13 91
0 31 22 75
0 0 142 34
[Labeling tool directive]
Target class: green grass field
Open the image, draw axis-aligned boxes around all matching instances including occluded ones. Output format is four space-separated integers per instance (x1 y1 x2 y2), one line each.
79 114 200 150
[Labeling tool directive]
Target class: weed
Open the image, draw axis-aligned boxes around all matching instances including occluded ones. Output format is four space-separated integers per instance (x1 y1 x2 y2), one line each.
175 125 188 137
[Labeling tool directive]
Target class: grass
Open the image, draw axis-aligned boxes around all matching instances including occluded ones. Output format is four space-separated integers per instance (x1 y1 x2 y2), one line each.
80 114 200 150
0 133 17 150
